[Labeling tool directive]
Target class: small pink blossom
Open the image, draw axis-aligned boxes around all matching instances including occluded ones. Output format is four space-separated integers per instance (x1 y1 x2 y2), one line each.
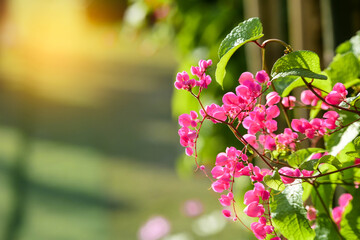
332 193 353 228
244 134 258 148
325 83 348 105
250 217 274 240
222 209 232 218
211 179 230 193
244 190 259 205
244 202 265 217
306 206 317 221
255 70 269 83
174 71 195 90
279 167 301 184
219 192 234 206
282 96 296 109
301 89 321 106
266 92 281 106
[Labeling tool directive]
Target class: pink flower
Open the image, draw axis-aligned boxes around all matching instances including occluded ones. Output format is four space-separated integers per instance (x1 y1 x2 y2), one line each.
138 216 171 240
244 134 258 148
219 192 234 206
239 72 255 84
244 190 259 205
323 111 339 130
301 89 321 106
244 202 265 217
174 71 195 90
282 96 296 109
266 92 281 106
211 179 230 193
255 70 269 83
279 167 301 184
250 217 274 239
222 209 232 218
277 128 298 150
306 206 317 221
325 83 348 105
302 169 314 177
200 104 227 123
332 193 353 228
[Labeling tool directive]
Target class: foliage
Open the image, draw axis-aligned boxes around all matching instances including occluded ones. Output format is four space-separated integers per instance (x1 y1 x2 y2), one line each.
174 18 360 239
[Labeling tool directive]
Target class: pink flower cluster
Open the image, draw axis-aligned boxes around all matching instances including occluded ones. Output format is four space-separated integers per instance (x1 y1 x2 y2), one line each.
291 111 339 139
174 60 212 90
325 83 348 105
178 111 199 156
301 82 348 108
332 193 353 229
244 183 275 239
211 147 248 193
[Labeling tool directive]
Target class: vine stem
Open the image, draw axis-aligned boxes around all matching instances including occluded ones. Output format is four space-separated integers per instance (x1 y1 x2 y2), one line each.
312 184 344 240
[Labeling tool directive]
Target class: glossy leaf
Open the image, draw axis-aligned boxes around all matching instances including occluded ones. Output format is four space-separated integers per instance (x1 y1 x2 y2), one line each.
315 214 341 240
287 148 324 168
216 17 263 87
300 155 342 171
264 169 285 191
326 118 360 157
325 52 360 85
271 51 327 96
270 182 315 240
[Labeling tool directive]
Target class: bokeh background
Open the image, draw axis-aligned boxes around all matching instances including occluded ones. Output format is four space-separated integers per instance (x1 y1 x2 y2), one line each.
0 0 358 240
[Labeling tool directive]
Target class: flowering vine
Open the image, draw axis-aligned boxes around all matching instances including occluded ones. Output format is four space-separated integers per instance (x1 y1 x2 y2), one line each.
174 18 360 240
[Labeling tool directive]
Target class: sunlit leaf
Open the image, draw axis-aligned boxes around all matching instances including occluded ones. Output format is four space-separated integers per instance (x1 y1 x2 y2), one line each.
271 51 327 96
215 17 263 87
270 182 315 240
264 169 285 191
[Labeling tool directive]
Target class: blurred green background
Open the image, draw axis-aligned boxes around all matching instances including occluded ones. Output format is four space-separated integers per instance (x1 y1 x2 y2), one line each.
0 0 358 240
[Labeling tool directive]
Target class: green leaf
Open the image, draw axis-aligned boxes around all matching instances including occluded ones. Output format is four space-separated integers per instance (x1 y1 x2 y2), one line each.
315 214 341 240
215 18 263 87
279 73 332 97
287 148 325 168
300 155 342 171
302 182 313 202
264 169 285 191
355 136 360 149
326 118 360 157
271 51 328 96
346 151 360 158
325 52 360 85
336 31 360 58
270 182 315 240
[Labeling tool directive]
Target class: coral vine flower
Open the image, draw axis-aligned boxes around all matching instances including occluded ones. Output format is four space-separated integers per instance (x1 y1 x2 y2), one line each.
301 89 322 106
306 206 317 221
219 192 234 206
279 167 301 184
325 83 348 105
266 92 281 106
222 209 231 218
332 193 353 228
250 217 274 240
282 96 296 109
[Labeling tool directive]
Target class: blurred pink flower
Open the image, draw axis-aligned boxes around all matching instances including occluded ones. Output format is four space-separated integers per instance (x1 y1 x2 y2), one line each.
182 199 204 217
138 216 171 240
